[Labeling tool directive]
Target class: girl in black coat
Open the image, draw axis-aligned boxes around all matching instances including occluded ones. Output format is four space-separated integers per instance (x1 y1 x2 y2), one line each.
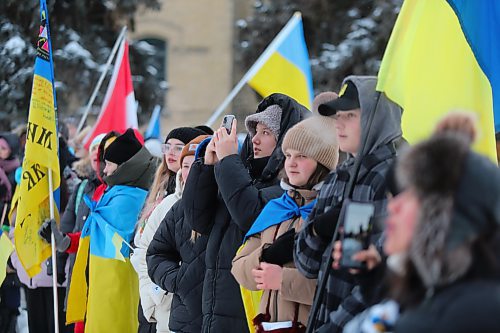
182 94 309 332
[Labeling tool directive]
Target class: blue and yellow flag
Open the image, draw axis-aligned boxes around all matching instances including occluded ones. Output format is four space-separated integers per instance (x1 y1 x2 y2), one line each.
67 185 146 331
247 12 314 110
14 0 60 278
377 0 499 161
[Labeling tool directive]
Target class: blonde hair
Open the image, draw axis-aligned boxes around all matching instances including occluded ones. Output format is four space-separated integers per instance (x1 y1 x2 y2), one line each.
137 158 174 226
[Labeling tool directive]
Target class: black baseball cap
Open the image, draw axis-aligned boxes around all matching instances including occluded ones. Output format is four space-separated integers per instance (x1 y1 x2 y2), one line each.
318 80 360 116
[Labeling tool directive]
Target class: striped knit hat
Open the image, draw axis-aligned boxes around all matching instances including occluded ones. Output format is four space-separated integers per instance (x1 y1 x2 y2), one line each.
281 115 339 170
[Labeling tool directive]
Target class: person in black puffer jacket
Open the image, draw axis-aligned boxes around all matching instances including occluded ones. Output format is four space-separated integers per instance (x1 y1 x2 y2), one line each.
144 134 209 333
182 93 309 333
146 135 208 332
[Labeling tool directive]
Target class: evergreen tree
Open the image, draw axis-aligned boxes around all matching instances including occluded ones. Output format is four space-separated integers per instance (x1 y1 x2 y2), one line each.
0 0 163 130
236 0 402 99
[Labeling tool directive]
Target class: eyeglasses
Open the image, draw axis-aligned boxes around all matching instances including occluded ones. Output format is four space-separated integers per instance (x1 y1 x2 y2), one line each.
161 143 184 154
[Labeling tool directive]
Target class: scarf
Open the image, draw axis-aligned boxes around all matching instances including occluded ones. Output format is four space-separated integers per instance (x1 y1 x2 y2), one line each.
244 191 316 242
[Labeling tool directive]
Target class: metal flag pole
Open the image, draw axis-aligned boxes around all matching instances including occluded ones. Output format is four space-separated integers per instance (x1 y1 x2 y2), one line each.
76 26 128 134
48 169 59 333
205 12 302 127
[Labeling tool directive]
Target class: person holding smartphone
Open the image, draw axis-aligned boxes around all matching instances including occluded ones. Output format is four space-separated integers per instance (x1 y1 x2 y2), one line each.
232 115 339 331
182 93 309 332
294 76 403 332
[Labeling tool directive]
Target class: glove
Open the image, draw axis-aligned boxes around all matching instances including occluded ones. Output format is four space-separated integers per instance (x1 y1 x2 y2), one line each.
260 228 295 266
38 219 71 252
313 206 342 241
38 219 52 243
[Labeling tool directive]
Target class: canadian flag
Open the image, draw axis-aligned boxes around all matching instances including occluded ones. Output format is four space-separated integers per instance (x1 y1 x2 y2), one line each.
84 38 138 149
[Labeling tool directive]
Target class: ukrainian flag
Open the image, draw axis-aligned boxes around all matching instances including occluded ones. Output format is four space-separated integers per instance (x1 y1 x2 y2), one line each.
247 12 314 110
67 185 147 332
15 0 61 277
377 0 499 161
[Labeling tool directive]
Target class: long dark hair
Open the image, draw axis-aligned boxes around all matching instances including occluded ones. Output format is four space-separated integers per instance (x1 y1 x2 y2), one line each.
280 163 330 190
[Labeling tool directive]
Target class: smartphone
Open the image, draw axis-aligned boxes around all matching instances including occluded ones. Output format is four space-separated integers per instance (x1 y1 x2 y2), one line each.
340 201 375 269
222 115 235 134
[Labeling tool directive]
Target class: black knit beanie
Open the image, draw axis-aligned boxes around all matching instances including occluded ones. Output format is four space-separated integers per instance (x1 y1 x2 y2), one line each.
195 125 214 135
104 128 142 165
164 127 207 145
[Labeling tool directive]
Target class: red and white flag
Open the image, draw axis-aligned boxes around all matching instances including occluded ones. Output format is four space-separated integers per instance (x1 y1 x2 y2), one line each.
84 38 137 149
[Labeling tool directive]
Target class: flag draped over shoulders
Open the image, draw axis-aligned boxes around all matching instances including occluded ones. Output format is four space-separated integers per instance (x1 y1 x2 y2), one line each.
244 192 316 242
15 0 61 278
66 185 147 332
377 0 499 161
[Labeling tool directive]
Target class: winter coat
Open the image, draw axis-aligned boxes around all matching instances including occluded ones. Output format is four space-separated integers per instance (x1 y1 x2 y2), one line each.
231 186 319 325
104 146 158 190
395 279 500 333
294 76 402 332
67 146 155 333
147 197 208 332
59 174 101 307
183 93 309 332
131 172 184 333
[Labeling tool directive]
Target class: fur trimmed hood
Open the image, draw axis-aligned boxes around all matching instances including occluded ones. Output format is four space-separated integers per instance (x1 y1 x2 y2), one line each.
397 132 500 289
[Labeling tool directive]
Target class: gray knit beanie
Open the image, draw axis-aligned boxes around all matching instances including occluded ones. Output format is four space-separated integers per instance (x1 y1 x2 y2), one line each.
281 115 339 171
245 104 282 139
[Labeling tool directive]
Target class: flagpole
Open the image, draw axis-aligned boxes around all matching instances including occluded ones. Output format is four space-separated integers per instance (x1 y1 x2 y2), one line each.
46 169 60 333
76 26 128 134
205 12 302 127
42 1 60 330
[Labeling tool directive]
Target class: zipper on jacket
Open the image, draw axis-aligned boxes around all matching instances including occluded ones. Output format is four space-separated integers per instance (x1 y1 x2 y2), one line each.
208 252 219 333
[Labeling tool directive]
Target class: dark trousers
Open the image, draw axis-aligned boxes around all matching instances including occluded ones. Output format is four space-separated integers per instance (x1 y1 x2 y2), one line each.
25 287 73 333
0 273 20 333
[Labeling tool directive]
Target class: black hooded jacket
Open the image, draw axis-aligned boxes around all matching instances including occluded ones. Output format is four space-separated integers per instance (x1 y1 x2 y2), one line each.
182 94 309 332
147 199 208 332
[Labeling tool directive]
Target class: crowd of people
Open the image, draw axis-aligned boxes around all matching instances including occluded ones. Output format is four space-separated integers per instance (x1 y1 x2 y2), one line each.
1 74 500 333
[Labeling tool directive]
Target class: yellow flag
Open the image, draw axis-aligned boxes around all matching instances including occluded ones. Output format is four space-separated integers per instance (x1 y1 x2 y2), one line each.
0 233 14 285
15 1 60 278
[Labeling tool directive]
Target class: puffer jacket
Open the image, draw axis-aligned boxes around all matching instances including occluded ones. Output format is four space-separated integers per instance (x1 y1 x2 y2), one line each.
182 94 309 332
232 186 319 326
131 171 184 333
147 196 208 332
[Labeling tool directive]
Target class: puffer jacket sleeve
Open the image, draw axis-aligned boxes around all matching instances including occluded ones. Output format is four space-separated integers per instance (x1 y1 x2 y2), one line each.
183 160 219 234
215 154 283 233
147 204 181 294
59 186 78 234
231 234 263 291
132 198 175 320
